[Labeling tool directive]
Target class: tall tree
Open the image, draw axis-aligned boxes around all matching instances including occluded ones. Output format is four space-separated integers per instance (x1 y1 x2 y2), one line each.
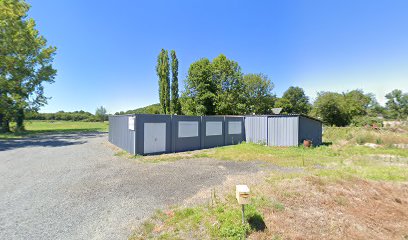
275 86 311 114
0 0 57 132
312 92 350 126
170 50 181 114
95 106 108 121
385 89 408 119
156 49 170 114
181 58 216 115
242 73 275 114
211 54 245 115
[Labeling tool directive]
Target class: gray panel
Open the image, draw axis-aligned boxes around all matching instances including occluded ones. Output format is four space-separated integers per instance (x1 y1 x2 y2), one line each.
135 114 172 155
298 116 323 146
144 123 166 154
225 116 245 145
206 121 223 136
172 115 201 152
267 116 299 146
201 116 225 149
178 121 199 138
244 116 268 144
108 115 135 154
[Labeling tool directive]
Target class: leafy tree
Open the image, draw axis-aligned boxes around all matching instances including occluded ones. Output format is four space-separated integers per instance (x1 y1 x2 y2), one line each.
95 106 108 121
0 0 57 132
312 92 350 126
242 73 275 114
343 89 371 117
385 89 408 119
212 54 245 115
156 49 170 114
181 58 216 115
170 50 181 114
275 86 311 114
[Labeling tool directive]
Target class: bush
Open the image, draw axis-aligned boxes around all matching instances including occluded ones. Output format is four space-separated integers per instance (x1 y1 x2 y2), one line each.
350 116 383 127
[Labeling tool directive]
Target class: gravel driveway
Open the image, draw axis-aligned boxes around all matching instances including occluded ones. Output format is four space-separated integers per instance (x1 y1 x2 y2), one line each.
0 133 266 240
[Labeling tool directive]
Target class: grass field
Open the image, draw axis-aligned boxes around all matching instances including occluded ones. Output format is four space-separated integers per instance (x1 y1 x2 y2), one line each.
131 126 408 240
0 120 109 139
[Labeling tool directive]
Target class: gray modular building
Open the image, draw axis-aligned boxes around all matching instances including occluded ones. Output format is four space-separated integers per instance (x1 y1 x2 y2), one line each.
109 113 322 155
245 114 322 146
109 114 245 155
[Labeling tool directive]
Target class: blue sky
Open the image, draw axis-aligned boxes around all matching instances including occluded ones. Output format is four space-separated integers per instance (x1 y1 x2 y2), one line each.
28 0 408 113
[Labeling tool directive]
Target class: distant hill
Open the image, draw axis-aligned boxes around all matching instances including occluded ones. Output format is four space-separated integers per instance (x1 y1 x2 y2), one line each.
115 103 161 115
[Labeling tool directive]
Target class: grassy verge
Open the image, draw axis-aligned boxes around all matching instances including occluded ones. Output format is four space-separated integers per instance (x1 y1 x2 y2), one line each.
0 120 109 139
131 126 408 239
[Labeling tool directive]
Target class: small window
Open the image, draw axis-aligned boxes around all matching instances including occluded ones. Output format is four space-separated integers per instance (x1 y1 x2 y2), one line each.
206 121 222 136
178 121 199 138
228 121 242 134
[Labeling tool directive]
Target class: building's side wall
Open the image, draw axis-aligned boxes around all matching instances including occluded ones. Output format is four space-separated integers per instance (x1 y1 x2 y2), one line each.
267 116 299 146
298 116 323 146
201 116 225 149
108 115 136 154
135 114 172 155
245 116 268 145
172 115 202 152
225 116 245 145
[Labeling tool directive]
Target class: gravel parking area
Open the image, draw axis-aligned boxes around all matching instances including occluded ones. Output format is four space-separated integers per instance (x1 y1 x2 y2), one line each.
0 133 266 240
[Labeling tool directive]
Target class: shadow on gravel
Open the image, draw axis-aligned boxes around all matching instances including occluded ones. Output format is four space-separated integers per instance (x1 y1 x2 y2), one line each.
0 132 104 151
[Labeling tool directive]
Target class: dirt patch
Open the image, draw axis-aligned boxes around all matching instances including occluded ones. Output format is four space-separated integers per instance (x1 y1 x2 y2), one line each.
250 179 408 240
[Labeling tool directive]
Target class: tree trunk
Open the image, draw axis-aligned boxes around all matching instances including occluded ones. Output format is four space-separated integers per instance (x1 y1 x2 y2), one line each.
0 113 10 133
15 108 25 132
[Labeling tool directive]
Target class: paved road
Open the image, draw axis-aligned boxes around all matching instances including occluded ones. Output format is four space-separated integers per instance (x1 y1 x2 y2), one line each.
0 133 266 240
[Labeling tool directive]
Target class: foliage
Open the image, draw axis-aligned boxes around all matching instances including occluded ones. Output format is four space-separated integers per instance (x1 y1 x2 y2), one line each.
95 106 108 121
350 115 383 127
26 110 96 121
385 89 408 119
275 86 311 114
212 54 246 115
312 90 376 126
312 92 350 126
0 0 57 132
170 50 181 114
181 58 216 115
242 73 275 114
115 103 161 115
156 49 170 114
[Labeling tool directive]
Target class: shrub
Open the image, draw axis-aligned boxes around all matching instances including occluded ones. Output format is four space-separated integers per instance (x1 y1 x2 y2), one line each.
350 116 383 127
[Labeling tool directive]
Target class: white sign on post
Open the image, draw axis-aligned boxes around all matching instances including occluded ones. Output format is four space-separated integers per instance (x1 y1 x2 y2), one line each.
128 117 135 130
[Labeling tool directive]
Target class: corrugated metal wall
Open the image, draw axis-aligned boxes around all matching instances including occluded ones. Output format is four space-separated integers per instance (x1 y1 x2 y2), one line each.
108 115 136 154
267 116 299 146
245 116 268 144
298 116 323 146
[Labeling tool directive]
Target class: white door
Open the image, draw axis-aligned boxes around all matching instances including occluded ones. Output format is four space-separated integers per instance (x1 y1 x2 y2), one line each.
144 123 166 154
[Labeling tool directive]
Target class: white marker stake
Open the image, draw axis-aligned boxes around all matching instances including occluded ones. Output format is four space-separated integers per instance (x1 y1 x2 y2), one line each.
236 185 250 224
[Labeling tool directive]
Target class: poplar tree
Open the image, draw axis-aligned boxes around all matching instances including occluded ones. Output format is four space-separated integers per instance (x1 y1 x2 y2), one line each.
156 49 170 114
170 50 181 114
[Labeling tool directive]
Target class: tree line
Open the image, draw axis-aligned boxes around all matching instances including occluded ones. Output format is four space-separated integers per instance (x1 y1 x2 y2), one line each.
26 106 108 122
155 52 408 127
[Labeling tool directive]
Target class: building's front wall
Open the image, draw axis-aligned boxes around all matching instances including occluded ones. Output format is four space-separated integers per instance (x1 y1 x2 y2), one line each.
108 115 136 155
267 116 299 146
245 116 268 145
201 116 225 149
298 116 323 146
